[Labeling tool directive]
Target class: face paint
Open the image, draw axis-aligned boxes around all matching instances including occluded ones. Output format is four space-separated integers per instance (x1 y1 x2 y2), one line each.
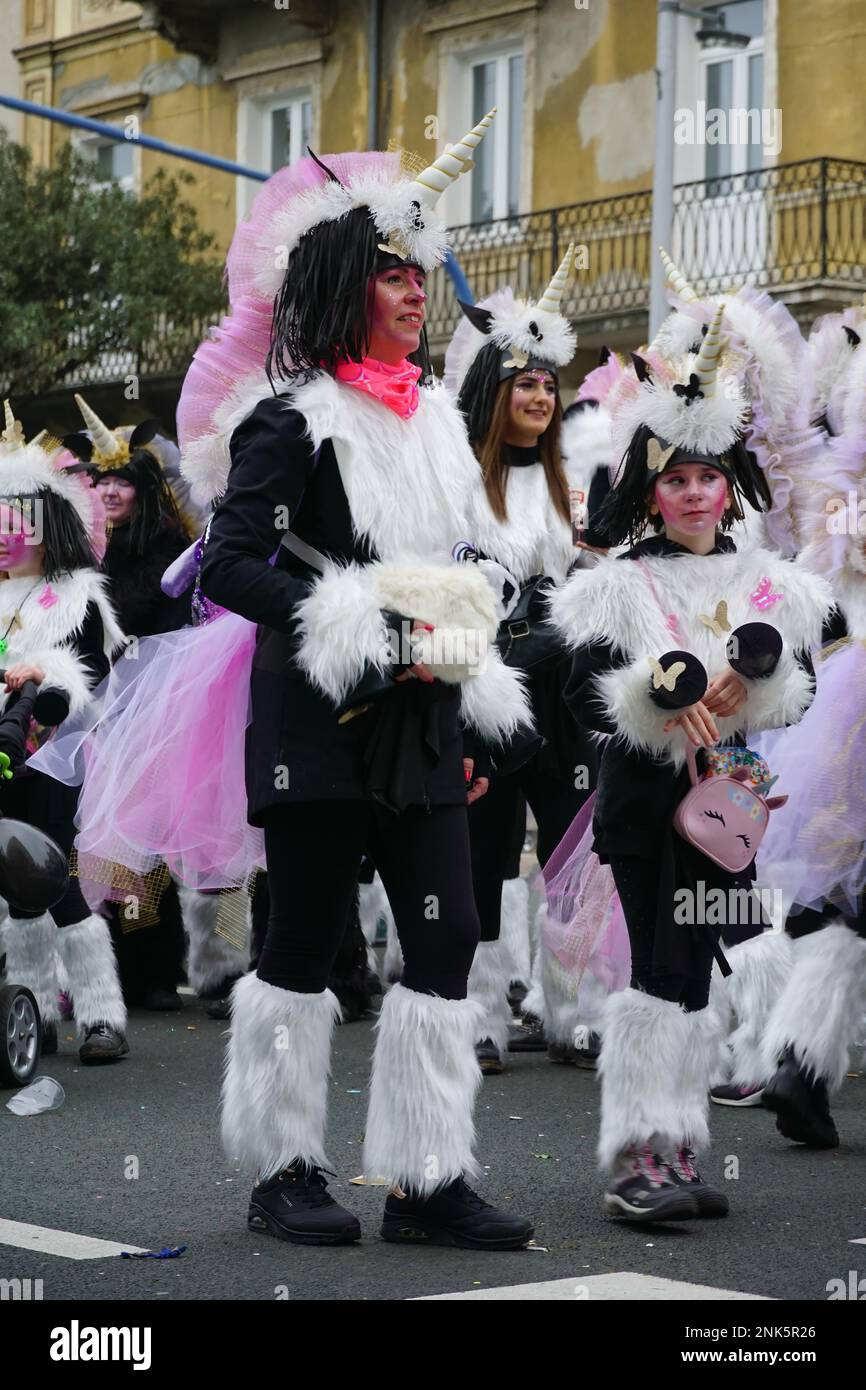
0 504 39 569
368 265 427 362
653 463 729 534
508 371 557 440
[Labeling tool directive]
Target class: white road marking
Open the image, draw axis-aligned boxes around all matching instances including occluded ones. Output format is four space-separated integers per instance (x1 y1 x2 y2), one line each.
850 1237 866 1245
414 1272 771 1301
0 1218 148 1261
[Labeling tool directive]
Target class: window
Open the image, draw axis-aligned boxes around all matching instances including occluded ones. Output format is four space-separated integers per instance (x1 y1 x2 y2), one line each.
266 96 313 173
467 48 524 224
75 133 137 194
700 0 765 190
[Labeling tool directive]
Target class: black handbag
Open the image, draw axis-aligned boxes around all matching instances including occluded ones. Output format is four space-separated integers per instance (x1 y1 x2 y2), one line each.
495 574 563 673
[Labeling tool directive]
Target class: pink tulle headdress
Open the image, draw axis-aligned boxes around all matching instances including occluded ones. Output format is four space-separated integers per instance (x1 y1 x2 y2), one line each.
179 115 498 508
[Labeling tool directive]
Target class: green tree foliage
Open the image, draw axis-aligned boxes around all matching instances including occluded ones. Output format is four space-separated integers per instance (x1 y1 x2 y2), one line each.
0 133 226 395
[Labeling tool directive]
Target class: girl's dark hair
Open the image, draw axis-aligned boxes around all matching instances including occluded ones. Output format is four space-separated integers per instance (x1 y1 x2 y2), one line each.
266 206 431 384
27 491 96 581
458 348 569 526
598 424 770 547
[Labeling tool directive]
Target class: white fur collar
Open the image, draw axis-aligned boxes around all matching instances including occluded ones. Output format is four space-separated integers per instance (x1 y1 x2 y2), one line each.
549 547 833 663
468 466 575 585
0 569 124 659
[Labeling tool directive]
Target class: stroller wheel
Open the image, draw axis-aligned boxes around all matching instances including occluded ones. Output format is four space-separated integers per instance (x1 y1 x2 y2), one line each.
0 984 41 1087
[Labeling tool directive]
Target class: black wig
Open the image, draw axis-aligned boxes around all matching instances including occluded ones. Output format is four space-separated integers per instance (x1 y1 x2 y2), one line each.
62 421 190 557
0 490 97 581
265 205 431 385
598 423 773 548
456 339 510 452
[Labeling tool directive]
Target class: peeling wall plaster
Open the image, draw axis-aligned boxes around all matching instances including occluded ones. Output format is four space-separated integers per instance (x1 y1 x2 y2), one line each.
578 69 655 182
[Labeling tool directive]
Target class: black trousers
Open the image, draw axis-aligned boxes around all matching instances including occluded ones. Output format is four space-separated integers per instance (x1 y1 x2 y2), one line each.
1 772 92 927
257 801 479 999
107 878 186 1002
469 759 587 943
609 854 714 1012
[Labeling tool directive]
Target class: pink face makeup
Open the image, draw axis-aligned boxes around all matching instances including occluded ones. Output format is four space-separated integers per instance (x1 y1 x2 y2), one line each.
0 504 36 569
653 463 729 533
369 265 427 358
509 370 557 437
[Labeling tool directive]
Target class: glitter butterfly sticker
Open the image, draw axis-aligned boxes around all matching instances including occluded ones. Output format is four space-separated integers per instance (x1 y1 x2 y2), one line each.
750 577 783 611
646 437 677 473
648 655 686 692
698 599 731 637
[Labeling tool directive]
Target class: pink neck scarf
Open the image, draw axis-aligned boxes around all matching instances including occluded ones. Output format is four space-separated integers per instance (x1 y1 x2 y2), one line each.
334 355 422 420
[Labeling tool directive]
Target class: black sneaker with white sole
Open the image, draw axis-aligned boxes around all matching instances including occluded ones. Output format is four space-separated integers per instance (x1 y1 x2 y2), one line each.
79 1023 129 1064
710 1082 764 1107
508 1013 547 1052
762 1048 839 1149
248 1166 361 1245
476 1037 505 1074
603 1146 699 1222
664 1146 729 1217
381 1177 533 1250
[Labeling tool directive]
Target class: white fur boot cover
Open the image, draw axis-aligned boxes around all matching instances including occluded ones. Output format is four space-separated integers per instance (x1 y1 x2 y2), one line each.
675 1004 725 1157
56 914 126 1032
180 886 249 995
221 972 341 1178
467 939 512 1057
722 930 794 1088
2 913 60 1024
540 936 584 1047
761 925 866 1092
499 877 531 987
520 884 547 1022
598 988 696 1172
363 982 484 1194
382 910 404 986
359 874 393 982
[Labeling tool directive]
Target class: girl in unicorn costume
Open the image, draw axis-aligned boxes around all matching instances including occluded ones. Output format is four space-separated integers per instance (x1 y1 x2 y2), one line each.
47 115 539 1248
545 288 833 1223
438 246 602 1073
0 403 128 1063
748 303 866 1148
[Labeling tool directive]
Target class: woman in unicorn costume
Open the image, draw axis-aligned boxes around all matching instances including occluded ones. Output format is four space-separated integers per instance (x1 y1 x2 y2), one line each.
437 246 600 1073
546 285 833 1224
0 404 128 1063
749 301 866 1148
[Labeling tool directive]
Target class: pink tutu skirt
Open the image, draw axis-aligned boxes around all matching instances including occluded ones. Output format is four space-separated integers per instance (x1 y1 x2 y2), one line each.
757 639 866 918
31 611 265 895
539 793 631 1002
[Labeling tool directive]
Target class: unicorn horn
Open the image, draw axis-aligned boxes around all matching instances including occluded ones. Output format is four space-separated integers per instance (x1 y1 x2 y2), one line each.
692 301 726 399
408 108 497 208
74 393 122 459
659 246 698 303
537 243 576 315
2 400 25 446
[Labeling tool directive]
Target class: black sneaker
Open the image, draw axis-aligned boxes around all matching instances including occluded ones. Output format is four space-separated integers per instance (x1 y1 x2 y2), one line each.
141 987 183 1012
664 1146 729 1218
205 997 231 1020
476 1038 505 1075
41 1021 58 1056
79 1023 129 1064
547 1039 579 1065
248 1166 361 1245
710 1082 764 1107
381 1176 533 1250
762 1048 839 1149
575 1030 602 1069
603 1147 699 1222
508 1014 547 1052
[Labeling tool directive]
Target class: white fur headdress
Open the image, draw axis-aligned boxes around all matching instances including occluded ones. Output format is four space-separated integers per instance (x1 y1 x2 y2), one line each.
0 401 105 551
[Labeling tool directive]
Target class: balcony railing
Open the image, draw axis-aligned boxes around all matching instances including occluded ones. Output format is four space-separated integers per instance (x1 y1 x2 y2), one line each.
50 156 866 391
426 156 866 341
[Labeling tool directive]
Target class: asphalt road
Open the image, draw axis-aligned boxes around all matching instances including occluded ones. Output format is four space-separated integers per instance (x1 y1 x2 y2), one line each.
0 993 863 1303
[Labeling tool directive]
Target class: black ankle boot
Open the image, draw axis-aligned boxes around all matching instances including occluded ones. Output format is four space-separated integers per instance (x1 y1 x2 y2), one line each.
762 1047 839 1149
381 1176 533 1250
664 1146 729 1217
248 1165 361 1245
41 1021 58 1056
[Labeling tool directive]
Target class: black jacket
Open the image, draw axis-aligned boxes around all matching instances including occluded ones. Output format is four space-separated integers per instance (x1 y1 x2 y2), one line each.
201 397 467 825
103 521 192 637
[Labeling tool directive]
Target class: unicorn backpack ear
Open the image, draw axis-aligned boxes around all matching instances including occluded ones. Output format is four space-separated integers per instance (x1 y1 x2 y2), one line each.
458 300 495 335
765 794 788 811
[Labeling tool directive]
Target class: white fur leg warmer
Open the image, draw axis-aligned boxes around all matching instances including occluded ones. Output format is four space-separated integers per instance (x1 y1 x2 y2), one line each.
382 911 404 986
2 913 60 1024
359 875 393 982
598 988 701 1172
676 1004 725 1156
761 925 866 1092
722 930 794 1088
363 982 484 1194
467 939 512 1057
221 973 340 1179
180 887 249 996
539 935 584 1047
56 914 126 1033
520 884 547 1022
499 877 531 987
